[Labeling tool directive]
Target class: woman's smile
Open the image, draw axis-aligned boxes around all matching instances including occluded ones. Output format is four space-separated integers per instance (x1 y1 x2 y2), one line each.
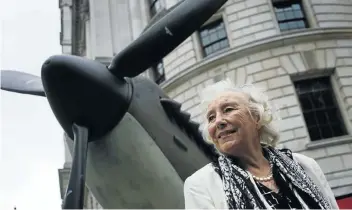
217 127 238 139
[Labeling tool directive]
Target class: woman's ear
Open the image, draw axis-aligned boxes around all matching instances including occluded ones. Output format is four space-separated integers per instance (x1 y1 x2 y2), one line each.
254 111 262 130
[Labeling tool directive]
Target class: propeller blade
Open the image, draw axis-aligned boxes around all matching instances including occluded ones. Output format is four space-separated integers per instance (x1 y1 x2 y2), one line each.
109 0 228 78
62 124 89 210
1 70 45 97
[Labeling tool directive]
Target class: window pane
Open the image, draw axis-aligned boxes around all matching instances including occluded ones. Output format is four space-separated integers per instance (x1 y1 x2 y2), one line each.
299 94 314 110
220 39 229 48
200 30 208 37
277 12 286 21
294 10 303 18
308 127 321 141
157 63 164 75
304 112 317 126
205 46 212 56
285 11 294 20
217 22 224 29
298 81 311 92
210 33 218 43
217 29 226 39
321 125 333 139
325 93 335 107
288 21 298 29
279 23 289 31
151 61 165 84
202 36 210 46
316 110 328 125
212 42 220 51
311 92 323 109
319 90 334 108
296 20 305 28
326 109 338 123
292 3 301 10
331 124 345 137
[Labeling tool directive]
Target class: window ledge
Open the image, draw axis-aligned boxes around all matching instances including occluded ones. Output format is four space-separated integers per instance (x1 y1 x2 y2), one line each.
306 135 352 150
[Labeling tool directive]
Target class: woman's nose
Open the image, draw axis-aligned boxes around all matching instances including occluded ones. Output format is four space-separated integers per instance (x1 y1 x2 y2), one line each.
215 117 227 130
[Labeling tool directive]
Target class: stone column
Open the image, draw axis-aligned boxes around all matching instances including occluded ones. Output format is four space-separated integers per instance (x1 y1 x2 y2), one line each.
59 0 73 54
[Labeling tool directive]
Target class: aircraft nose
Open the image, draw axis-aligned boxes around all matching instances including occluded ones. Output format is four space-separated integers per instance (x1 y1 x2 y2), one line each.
41 55 132 141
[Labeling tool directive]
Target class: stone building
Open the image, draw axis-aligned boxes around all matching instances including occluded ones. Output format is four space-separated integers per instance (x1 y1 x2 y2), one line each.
58 0 352 208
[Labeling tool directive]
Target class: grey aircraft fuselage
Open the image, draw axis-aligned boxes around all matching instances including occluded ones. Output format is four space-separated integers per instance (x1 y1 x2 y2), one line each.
64 76 215 209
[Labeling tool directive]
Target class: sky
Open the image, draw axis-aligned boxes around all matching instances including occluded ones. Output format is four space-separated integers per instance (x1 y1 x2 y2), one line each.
1 0 65 209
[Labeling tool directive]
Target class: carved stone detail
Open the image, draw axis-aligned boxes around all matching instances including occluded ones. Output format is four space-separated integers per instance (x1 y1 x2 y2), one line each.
72 0 89 56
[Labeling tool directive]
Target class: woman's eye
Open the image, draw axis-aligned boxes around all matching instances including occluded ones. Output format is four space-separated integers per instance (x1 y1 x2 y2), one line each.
224 107 234 113
208 115 215 122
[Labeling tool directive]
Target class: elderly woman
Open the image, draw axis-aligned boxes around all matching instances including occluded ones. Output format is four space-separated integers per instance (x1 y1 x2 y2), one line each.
184 79 339 209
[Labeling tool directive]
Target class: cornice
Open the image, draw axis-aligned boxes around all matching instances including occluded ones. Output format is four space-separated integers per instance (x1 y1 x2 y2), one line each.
160 27 352 92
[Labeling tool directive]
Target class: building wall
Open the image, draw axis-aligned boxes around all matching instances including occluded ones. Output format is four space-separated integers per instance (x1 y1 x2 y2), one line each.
312 0 352 28
162 0 352 81
160 0 352 197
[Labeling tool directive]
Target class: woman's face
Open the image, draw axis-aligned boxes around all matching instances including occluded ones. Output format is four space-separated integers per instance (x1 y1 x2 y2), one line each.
206 91 260 155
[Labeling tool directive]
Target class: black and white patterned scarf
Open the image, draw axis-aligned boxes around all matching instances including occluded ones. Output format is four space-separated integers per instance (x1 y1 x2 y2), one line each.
212 146 331 209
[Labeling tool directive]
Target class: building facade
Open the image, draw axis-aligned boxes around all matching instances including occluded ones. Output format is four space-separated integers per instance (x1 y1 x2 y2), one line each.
58 0 352 208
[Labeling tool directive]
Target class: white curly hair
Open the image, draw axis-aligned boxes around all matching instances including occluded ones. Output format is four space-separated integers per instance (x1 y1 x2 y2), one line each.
199 78 280 147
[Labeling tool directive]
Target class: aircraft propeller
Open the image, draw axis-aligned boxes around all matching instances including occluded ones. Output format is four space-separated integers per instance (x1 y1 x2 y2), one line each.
0 0 229 209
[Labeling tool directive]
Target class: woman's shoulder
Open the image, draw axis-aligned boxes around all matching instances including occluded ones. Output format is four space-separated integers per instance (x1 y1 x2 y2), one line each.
185 163 219 186
292 152 317 165
291 152 328 186
277 148 316 164
291 152 339 208
184 163 228 209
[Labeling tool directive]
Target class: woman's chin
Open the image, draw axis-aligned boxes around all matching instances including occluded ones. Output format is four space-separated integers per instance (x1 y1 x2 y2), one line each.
220 139 239 153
